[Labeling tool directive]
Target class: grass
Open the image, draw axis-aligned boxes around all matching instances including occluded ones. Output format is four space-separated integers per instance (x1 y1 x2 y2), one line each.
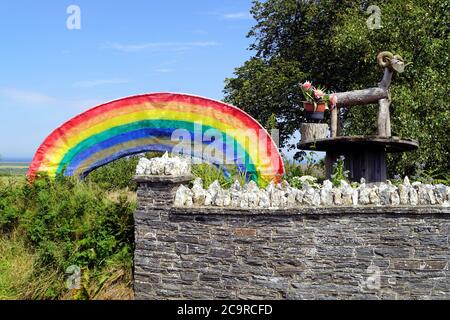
0 231 36 299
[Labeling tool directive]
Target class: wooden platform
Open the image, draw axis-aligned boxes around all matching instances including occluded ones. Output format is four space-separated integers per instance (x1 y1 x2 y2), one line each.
299 136 419 153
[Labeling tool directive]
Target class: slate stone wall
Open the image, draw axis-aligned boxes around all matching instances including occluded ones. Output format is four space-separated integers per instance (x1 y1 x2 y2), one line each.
133 178 450 300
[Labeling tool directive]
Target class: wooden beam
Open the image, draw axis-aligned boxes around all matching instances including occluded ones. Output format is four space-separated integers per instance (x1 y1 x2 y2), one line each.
335 87 388 107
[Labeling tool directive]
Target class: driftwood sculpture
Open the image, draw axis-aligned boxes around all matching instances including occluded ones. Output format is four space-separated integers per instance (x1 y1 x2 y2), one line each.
331 51 408 137
299 52 418 183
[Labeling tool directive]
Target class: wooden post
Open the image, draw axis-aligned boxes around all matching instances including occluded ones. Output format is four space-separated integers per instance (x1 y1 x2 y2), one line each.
330 107 338 138
377 68 393 137
300 123 329 142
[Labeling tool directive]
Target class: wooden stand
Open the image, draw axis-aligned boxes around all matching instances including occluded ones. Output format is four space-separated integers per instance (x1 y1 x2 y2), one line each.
298 52 417 183
299 136 419 183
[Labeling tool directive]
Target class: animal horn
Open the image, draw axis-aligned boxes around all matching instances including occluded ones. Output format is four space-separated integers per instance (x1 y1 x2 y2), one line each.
377 51 394 68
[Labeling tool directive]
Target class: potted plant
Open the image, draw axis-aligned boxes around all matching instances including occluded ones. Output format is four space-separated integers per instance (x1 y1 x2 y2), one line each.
300 81 337 121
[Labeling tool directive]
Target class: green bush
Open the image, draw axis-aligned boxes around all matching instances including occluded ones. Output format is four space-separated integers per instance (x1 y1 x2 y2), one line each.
0 174 136 299
86 157 139 191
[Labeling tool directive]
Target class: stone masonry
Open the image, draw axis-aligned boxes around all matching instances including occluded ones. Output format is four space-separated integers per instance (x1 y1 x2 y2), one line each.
134 177 450 300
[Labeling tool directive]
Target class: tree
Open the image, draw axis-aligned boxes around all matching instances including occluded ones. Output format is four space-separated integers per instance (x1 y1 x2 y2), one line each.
224 0 449 178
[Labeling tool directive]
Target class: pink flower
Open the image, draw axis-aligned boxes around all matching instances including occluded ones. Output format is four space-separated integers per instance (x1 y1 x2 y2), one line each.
314 89 325 99
330 93 338 106
302 81 312 90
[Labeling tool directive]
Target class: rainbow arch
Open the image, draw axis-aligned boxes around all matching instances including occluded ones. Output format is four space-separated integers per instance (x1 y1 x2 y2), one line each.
28 93 284 185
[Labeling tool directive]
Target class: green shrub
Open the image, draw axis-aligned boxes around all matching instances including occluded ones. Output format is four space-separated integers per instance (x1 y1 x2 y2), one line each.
0 174 136 299
331 156 349 187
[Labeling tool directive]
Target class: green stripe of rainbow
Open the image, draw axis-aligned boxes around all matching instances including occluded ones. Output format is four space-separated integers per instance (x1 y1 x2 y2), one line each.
28 93 285 185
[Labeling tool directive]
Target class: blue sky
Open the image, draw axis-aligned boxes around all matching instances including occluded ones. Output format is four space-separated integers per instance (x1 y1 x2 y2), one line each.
0 0 256 160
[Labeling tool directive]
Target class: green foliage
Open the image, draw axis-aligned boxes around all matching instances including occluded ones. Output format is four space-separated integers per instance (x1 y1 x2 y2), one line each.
284 151 325 186
413 168 450 185
191 163 249 189
265 113 278 131
86 152 163 191
0 174 136 299
191 163 231 189
331 156 349 187
224 0 450 178
86 157 139 191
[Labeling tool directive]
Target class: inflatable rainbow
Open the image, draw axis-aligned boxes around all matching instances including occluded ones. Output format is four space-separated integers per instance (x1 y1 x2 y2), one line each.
28 93 284 185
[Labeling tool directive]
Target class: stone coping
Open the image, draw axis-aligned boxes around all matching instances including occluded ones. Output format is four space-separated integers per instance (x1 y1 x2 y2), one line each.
168 206 450 216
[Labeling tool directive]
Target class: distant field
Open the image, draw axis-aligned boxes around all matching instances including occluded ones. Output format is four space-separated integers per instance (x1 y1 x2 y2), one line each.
0 162 29 176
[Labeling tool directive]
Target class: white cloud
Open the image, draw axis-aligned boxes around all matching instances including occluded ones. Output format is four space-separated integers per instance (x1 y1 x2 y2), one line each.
103 41 219 53
154 68 173 73
0 87 56 105
222 12 252 20
73 78 129 88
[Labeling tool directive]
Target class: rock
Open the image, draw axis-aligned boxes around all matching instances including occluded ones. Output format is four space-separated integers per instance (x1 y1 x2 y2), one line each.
258 190 271 208
418 184 436 205
341 181 354 206
434 184 447 204
369 186 381 205
247 189 260 208
174 185 193 207
267 183 286 208
204 192 213 206
191 178 206 206
333 188 343 206
230 190 241 208
352 189 359 206
208 181 222 198
312 190 321 206
358 183 370 205
239 193 249 208
404 176 411 187
215 189 231 207
378 183 390 205
390 187 400 206
409 187 419 205
136 157 152 175
244 180 259 192
223 191 232 207
286 187 297 207
426 184 437 205
398 184 410 205
303 184 316 206
321 180 333 206
295 189 304 205
136 152 192 176
230 180 242 191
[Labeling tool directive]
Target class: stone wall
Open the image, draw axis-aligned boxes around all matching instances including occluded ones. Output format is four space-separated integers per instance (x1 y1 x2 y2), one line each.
134 178 450 300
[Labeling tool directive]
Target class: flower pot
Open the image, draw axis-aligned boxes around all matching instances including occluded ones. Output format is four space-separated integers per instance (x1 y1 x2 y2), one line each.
303 101 326 120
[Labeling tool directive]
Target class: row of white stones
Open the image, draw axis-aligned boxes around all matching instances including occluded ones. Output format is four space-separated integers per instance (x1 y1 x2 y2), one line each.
175 177 450 208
